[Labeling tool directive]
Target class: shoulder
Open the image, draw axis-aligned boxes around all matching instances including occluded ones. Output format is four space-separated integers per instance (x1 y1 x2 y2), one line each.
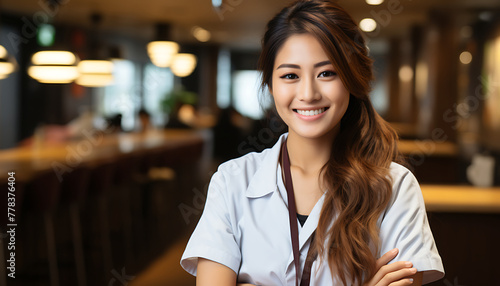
388 162 418 188
387 162 423 207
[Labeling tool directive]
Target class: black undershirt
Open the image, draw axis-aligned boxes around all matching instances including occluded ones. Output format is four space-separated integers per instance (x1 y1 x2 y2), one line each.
297 213 308 227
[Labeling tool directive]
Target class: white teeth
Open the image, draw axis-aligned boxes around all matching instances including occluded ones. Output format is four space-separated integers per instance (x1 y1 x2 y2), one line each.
296 108 325 116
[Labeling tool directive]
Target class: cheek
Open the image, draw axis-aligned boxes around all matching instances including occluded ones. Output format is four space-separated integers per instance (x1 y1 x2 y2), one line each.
321 82 349 103
271 81 293 106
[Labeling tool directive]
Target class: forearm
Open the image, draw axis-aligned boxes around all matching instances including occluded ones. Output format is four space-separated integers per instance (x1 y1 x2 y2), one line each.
196 258 237 286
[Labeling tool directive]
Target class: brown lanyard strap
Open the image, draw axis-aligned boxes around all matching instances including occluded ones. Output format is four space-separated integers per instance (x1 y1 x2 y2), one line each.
282 139 317 286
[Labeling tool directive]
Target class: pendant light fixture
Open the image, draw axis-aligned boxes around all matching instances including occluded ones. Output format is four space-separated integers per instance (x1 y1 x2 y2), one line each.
147 41 179 68
147 23 179 68
76 13 114 87
28 50 79 84
0 45 16 80
76 59 114 87
28 24 79 84
147 23 197 77
171 53 197 77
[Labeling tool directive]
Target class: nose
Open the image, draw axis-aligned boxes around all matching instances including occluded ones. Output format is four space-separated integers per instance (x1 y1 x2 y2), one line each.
297 76 321 102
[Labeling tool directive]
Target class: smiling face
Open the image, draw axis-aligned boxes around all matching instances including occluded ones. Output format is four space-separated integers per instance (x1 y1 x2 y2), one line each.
271 33 350 142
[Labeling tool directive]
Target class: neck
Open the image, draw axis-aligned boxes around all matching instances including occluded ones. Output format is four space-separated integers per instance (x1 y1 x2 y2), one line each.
286 131 336 175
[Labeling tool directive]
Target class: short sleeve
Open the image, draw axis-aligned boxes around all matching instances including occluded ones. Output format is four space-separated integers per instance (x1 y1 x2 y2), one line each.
379 166 445 284
180 170 241 276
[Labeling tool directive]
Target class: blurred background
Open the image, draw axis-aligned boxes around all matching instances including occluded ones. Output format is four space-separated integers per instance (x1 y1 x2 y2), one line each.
0 0 499 285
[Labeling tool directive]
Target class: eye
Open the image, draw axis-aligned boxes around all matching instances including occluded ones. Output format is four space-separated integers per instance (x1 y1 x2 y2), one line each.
280 73 299 80
318 71 337 78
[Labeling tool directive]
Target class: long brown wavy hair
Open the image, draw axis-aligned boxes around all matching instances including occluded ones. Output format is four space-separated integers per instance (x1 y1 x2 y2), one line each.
258 0 401 284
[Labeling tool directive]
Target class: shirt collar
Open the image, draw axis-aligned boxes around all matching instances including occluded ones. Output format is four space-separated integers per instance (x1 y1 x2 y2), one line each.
245 133 288 198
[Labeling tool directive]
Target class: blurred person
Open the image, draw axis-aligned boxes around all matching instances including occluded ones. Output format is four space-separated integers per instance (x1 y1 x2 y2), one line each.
181 1 444 285
212 107 246 162
106 113 123 132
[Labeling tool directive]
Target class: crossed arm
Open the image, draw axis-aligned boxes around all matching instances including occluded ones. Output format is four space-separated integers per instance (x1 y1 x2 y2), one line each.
196 248 423 286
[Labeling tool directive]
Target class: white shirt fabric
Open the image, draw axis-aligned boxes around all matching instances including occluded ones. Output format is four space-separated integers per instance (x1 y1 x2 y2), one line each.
181 133 445 285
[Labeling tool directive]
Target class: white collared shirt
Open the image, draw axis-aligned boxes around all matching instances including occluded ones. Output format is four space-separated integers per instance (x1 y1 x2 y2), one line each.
181 133 444 285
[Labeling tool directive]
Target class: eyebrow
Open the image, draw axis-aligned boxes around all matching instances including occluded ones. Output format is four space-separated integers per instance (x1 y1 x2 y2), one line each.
276 60 332 70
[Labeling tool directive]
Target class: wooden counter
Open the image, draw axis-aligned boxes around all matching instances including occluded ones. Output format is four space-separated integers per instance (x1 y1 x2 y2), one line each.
398 140 459 156
0 129 205 182
2 131 499 213
421 185 500 213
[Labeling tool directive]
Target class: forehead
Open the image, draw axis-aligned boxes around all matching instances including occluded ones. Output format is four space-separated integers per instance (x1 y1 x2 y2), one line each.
274 33 330 67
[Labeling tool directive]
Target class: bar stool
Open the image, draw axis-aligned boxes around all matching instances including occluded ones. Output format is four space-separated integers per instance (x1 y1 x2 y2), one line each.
111 154 140 264
164 140 204 201
129 151 157 257
139 148 178 250
24 170 62 286
84 160 115 283
60 166 90 286
149 141 204 246
165 141 205 239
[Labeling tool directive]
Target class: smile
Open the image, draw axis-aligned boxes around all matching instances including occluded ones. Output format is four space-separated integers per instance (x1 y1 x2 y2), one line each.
293 108 328 116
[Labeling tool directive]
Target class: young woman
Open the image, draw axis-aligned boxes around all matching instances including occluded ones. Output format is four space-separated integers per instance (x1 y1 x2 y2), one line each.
181 0 444 285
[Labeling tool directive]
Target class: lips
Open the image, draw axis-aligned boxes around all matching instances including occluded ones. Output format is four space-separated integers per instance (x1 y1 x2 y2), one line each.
293 107 328 116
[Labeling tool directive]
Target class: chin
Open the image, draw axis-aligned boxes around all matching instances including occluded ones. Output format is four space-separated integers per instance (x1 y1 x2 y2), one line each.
291 128 338 140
